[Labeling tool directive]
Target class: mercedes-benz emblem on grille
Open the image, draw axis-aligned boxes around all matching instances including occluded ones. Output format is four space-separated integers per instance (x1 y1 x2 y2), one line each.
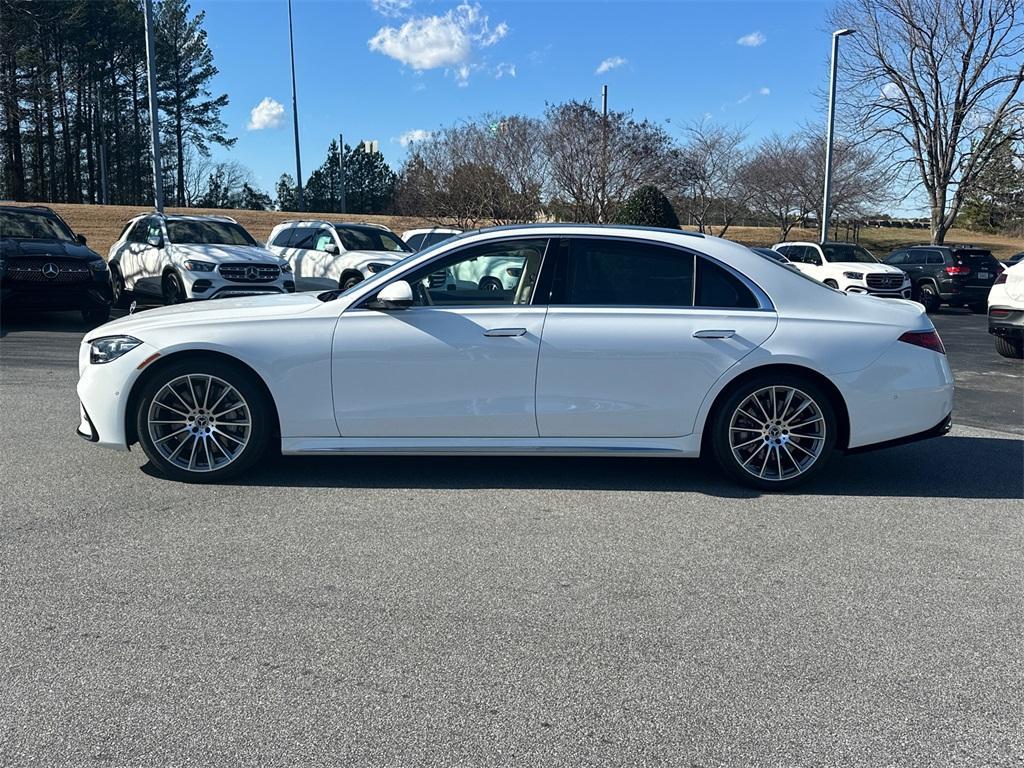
42 263 59 278
245 266 259 281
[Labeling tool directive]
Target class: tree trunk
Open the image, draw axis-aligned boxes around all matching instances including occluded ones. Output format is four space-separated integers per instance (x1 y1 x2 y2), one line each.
2 44 26 200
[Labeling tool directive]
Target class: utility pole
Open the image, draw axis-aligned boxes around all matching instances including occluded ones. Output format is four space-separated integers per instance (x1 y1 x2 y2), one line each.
338 133 346 214
600 84 608 224
143 0 164 211
821 28 855 243
287 0 304 211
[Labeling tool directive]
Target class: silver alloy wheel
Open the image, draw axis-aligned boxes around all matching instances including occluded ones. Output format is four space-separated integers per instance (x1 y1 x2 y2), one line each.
728 386 826 482
147 374 251 473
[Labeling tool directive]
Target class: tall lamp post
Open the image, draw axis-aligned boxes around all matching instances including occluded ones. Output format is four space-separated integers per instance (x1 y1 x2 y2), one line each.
287 0 304 211
142 0 164 212
821 28 855 243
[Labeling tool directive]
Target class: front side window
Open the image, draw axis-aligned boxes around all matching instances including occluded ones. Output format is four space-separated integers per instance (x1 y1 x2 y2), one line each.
405 233 425 250
0 209 75 242
886 251 907 265
314 230 336 252
126 218 150 244
787 246 822 266
905 251 926 266
334 225 412 253
392 238 548 307
165 220 257 246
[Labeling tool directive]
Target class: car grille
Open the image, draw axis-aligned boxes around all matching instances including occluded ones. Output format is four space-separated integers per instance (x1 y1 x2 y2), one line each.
218 263 281 283
866 273 904 290
3 259 92 284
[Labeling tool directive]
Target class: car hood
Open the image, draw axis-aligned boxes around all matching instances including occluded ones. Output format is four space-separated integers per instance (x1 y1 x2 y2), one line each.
84 292 323 342
1 237 101 261
833 261 905 275
170 242 284 264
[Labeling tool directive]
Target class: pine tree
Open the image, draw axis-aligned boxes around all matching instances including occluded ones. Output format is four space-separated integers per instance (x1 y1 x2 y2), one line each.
276 173 298 211
156 0 234 207
615 185 680 228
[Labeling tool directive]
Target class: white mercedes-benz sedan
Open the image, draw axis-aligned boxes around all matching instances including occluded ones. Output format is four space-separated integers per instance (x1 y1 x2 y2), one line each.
75 225 954 490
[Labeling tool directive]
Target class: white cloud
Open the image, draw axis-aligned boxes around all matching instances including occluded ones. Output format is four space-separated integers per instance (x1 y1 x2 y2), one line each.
758 86 771 95
737 31 766 47
881 82 901 99
399 128 432 146
372 0 412 17
247 97 285 131
368 2 508 79
595 56 627 75
495 62 516 79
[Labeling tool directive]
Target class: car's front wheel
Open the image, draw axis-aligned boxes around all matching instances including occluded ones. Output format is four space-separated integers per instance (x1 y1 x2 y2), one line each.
711 374 837 491
110 265 129 308
135 359 273 482
162 271 186 304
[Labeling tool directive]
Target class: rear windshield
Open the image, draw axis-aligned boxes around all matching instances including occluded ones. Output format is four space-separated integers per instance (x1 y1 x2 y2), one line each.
822 243 878 263
0 209 75 241
956 250 998 267
334 225 411 252
166 220 257 246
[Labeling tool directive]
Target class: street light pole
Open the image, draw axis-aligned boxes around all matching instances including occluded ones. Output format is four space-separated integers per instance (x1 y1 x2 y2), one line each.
821 28 855 244
287 0 304 211
142 0 164 212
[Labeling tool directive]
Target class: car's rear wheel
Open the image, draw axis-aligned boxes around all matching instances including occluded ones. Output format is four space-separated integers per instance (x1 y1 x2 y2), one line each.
711 374 837 491
162 271 186 304
917 283 940 312
823 279 839 289
479 276 503 291
995 336 1024 359
341 274 362 291
135 359 272 482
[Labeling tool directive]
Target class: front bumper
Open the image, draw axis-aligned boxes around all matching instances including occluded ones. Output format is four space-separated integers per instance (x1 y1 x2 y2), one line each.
75 339 157 451
180 269 295 301
1 282 112 311
843 281 912 299
988 307 1024 339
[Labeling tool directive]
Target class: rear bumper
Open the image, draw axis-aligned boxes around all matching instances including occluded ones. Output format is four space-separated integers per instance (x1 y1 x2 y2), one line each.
846 412 951 454
988 307 1024 339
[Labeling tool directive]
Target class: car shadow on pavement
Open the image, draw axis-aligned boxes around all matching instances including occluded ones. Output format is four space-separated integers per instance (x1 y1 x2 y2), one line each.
199 434 1023 500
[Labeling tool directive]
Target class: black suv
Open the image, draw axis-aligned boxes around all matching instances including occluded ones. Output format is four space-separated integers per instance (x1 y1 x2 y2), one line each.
0 205 112 323
884 244 1002 313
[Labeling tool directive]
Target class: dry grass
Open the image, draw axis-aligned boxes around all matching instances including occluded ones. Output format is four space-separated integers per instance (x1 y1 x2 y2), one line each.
8 202 1023 259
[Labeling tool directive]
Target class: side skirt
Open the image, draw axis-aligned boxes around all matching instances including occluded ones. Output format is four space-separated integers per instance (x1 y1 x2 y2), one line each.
281 435 702 458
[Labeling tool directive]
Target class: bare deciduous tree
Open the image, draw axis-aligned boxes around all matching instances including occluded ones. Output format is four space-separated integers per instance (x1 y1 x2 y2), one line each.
742 135 809 240
676 120 750 237
830 0 1024 243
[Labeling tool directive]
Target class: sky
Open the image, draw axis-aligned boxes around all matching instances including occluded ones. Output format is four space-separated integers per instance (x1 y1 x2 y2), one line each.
199 0 845 200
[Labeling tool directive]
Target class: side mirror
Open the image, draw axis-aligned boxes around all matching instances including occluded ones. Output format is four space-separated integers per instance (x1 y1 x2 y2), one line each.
324 243 340 255
146 233 163 248
375 280 414 309
76 233 88 246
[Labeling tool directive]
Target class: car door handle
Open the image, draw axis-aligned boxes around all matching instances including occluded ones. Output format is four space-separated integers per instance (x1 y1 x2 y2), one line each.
693 329 736 339
484 327 527 337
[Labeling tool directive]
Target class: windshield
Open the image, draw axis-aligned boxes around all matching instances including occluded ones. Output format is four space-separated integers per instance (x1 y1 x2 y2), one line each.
166 220 257 246
334 225 412 253
0 210 75 241
822 243 878 264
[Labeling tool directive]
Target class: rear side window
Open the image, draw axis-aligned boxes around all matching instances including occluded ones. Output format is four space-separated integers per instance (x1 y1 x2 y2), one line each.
905 251 925 266
554 239 694 307
289 227 320 250
405 233 424 250
270 228 294 247
925 251 946 265
695 258 758 308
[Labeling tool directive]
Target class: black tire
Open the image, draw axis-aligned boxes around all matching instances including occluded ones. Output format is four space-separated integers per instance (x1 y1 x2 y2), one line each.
917 282 940 313
135 358 273 482
82 306 111 325
823 279 839 289
995 336 1024 360
162 271 186 304
710 373 838 491
340 274 363 291
110 265 129 308
478 276 503 292
968 302 987 314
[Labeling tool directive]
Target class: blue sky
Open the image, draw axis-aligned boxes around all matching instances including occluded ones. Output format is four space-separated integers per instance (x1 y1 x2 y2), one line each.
200 0 837 194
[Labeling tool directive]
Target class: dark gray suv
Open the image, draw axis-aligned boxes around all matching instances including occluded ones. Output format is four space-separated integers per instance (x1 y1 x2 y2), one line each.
884 244 1001 313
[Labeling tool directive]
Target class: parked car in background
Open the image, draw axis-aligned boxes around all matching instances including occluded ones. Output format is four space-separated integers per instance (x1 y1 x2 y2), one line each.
771 241 911 299
108 214 293 306
402 227 462 251
1004 252 1024 267
267 221 412 292
0 205 112 323
987 261 1024 359
884 244 1001 313
76 224 953 491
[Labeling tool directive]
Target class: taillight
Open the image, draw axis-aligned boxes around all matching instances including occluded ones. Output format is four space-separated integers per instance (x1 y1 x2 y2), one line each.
899 330 946 354
994 271 1007 285
990 308 1011 318
945 265 971 276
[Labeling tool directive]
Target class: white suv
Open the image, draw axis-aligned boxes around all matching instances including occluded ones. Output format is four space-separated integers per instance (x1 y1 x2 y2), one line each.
267 221 413 292
772 241 911 299
108 214 294 305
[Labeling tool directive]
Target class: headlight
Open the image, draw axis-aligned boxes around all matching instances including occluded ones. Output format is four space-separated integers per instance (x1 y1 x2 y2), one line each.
88 259 108 272
367 262 389 273
279 262 292 273
90 335 142 364
183 260 216 272
843 271 864 280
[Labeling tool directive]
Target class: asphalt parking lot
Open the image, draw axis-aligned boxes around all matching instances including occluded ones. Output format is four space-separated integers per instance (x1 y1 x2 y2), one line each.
1 306 1021 767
